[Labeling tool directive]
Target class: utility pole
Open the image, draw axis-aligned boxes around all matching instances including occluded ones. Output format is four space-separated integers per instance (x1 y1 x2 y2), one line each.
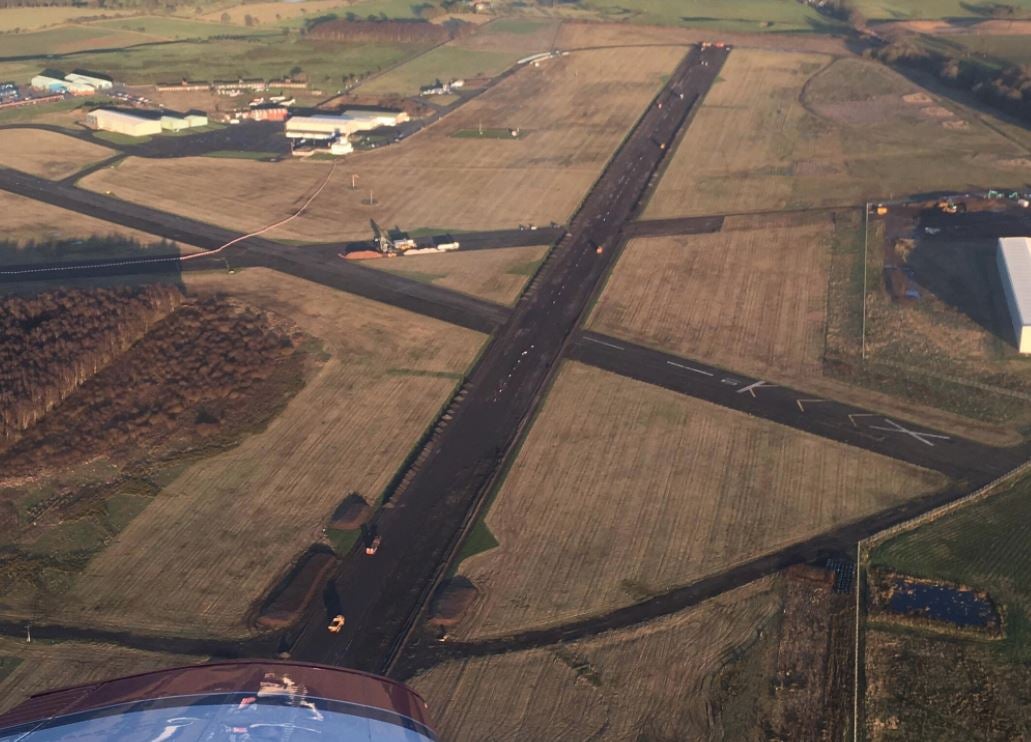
862 203 869 361
478 119 483 137
351 174 358 190
26 622 31 643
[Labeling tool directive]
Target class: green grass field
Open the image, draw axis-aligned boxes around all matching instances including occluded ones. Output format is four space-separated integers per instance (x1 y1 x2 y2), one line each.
359 45 524 96
859 0 1031 19
0 6 136 33
0 25 159 58
870 471 1031 660
88 16 278 40
452 127 525 139
9 36 424 88
578 0 839 31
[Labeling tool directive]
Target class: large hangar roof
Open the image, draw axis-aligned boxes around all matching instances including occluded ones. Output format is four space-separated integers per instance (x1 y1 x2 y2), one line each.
999 237 1031 328
0 660 438 741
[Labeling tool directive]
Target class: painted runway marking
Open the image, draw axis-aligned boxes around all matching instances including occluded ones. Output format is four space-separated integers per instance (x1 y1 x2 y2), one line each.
720 378 741 386
847 413 878 427
736 380 776 398
796 399 827 413
869 418 951 447
583 337 624 351
667 361 713 376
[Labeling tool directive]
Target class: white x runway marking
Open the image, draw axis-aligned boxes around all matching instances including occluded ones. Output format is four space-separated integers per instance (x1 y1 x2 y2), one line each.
868 418 951 447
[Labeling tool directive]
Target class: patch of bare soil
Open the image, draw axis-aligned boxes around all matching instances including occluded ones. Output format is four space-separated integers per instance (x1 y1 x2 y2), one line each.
430 576 479 627
864 628 1031 741
255 546 338 630
764 565 850 741
329 492 371 529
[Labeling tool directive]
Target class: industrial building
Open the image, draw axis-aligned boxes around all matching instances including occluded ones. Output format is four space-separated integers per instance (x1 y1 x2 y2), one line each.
997 236 1031 353
84 108 162 137
284 109 409 140
65 70 113 90
30 71 69 93
160 111 208 131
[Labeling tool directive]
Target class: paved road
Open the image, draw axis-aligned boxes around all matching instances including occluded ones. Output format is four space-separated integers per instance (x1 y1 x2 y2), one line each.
0 168 507 332
570 332 1025 479
286 45 730 673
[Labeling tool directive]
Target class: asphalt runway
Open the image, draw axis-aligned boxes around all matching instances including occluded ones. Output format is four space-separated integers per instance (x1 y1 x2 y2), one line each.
0 168 508 332
570 332 1025 479
286 45 730 672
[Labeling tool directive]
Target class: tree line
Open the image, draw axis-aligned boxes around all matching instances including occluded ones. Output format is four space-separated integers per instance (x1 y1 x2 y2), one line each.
0 292 301 475
0 285 182 442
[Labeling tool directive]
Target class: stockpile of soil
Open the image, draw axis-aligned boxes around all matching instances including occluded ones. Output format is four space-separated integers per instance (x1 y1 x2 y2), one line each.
257 546 338 630
330 493 371 530
429 576 479 627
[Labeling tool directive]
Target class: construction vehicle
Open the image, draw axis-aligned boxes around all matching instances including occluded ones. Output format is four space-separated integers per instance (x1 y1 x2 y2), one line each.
700 41 712 49
714 41 727 49
936 198 966 214
327 615 345 633
987 189 1004 199
362 524 381 556
870 203 888 216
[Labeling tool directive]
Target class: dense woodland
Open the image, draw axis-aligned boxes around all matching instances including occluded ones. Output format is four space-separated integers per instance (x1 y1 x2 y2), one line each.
873 41 1031 122
0 291 302 476
0 285 182 441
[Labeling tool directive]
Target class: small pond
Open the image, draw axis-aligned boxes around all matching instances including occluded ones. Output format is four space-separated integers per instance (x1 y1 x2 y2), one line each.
886 576 999 629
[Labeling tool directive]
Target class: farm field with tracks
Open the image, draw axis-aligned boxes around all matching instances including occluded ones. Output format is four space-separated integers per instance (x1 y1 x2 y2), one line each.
0 637 199 715
0 130 114 181
37 268 483 638
79 46 683 241
0 191 202 260
370 244 549 305
645 50 1029 218
452 362 946 639
590 217 832 383
412 579 779 741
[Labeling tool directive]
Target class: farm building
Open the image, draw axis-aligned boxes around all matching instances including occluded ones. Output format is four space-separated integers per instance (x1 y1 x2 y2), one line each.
85 108 162 137
997 236 1031 353
284 109 409 140
66 70 113 90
